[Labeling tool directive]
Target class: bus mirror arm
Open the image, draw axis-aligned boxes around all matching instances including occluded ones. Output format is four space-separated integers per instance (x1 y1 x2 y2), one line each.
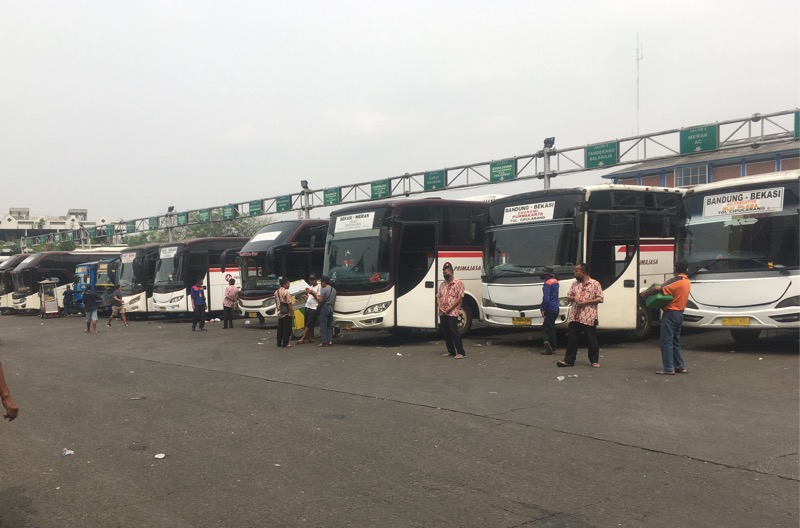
573 209 585 232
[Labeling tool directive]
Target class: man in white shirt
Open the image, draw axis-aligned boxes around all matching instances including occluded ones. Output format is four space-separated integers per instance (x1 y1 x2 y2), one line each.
297 274 321 344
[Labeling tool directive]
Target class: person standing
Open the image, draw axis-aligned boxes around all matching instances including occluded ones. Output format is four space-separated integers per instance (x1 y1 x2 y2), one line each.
190 278 207 332
106 284 129 327
82 287 102 334
61 285 74 317
643 259 691 375
222 278 238 329
313 276 336 347
0 359 19 421
297 274 320 344
539 266 559 355
437 262 467 359
275 277 294 347
557 263 603 368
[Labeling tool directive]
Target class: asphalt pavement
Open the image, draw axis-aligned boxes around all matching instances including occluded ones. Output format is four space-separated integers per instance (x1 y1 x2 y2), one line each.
0 314 797 528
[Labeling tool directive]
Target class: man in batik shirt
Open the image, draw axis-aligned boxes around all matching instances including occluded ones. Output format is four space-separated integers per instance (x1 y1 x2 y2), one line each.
557 263 603 368
437 262 467 359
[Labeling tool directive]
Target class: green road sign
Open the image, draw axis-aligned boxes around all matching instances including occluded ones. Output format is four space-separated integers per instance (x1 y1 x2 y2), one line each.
177 212 188 226
222 205 235 220
66 232 74 241
126 221 136 233
424 170 446 191
324 188 340 206
37 236 44 245
585 142 618 168
148 217 158 230
88 227 96 239
680 125 718 154
53 233 61 243
198 209 210 223
371 179 390 199
276 196 292 213
795 111 799 140
249 200 263 216
490 160 516 182
106 225 114 237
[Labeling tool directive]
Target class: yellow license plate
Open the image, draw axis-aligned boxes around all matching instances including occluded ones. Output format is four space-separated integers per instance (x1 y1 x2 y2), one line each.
248 312 258 318
159 306 166 312
337 321 353 330
512 317 531 326
721 317 750 326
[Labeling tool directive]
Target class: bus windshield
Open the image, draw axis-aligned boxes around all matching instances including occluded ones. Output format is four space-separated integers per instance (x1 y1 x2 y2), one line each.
11 270 32 295
679 184 800 274
118 252 143 293
154 253 186 290
324 231 391 293
484 220 580 280
96 263 116 290
239 253 280 291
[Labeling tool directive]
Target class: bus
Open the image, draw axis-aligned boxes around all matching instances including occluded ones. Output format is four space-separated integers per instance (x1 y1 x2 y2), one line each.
152 237 248 315
481 184 685 339
117 243 160 318
10 250 121 313
0 254 28 313
323 197 491 335
677 170 800 344
73 257 120 313
238 219 328 322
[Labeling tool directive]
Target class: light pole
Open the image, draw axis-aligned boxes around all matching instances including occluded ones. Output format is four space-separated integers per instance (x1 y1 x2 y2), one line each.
166 206 175 242
542 137 556 190
300 180 311 219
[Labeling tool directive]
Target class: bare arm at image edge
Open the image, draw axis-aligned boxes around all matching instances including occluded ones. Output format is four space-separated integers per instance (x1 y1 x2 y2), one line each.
0 360 19 421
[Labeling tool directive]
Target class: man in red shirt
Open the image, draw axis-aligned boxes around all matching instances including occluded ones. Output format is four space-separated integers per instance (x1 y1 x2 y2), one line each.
645 259 691 375
437 262 466 359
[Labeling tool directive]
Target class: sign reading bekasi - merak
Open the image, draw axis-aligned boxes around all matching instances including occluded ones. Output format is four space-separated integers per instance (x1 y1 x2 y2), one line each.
335 212 375 233
702 187 784 217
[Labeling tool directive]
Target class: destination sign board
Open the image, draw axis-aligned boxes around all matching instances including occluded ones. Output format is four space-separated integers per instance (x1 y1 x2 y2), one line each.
324 188 340 206
371 180 390 199
335 212 375 233
585 142 618 168
424 170 446 191
148 217 158 230
502 201 556 224
198 209 210 223
702 187 784 217
276 196 291 213
490 160 516 182
222 205 235 220
680 125 718 154
177 212 188 226
249 200 263 216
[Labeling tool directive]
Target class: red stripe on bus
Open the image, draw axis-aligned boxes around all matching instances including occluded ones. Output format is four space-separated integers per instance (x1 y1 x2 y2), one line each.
616 245 674 253
437 252 483 258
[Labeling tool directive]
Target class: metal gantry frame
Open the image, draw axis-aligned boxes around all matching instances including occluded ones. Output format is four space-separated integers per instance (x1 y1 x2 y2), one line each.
20 108 799 249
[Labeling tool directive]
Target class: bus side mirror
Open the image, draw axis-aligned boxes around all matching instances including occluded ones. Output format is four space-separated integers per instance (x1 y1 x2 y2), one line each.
573 210 585 232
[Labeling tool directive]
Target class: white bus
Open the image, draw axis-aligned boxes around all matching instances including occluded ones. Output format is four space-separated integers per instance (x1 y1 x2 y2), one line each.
117 243 160 318
0 254 28 313
677 170 800 344
152 238 248 315
324 198 490 335
482 184 685 339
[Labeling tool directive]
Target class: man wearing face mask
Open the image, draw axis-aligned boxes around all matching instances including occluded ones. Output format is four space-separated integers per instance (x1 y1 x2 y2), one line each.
437 262 466 359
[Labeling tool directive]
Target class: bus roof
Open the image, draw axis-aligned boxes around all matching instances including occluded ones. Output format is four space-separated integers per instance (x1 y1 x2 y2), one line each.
681 170 800 197
330 197 491 216
0 254 28 272
121 243 161 253
241 219 328 253
489 183 685 206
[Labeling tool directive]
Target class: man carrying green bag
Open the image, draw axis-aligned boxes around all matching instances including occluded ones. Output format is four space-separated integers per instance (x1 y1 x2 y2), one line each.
641 259 691 375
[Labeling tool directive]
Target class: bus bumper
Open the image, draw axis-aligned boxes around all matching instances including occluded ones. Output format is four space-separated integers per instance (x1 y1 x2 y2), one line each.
683 307 800 329
482 307 569 328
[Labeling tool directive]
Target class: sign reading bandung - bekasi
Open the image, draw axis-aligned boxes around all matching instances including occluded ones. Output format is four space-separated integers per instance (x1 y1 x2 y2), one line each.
502 201 556 224
702 187 784 217
334 211 375 233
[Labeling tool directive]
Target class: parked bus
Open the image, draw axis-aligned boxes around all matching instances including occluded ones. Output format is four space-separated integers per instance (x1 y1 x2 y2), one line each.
238 219 328 321
73 257 120 313
677 170 800 344
10 250 121 313
0 254 28 313
481 184 685 339
117 243 160 318
152 237 248 315
324 197 491 335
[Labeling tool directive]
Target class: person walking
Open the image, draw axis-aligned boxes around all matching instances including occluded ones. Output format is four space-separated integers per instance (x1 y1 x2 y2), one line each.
61 285 74 317
312 276 336 347
539 266 559 355
297 274 320 344
82 287 103 334
107 284 129 327
643 258 691 375
275 277 294 347
437 262 467 359
557 263 603 368
0 359 19 421
222 278 238 329
190 278 207 332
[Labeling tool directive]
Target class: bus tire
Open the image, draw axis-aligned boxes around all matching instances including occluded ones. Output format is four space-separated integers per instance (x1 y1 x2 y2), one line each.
730 328 761 345
628 302 653 341
456 301 475 337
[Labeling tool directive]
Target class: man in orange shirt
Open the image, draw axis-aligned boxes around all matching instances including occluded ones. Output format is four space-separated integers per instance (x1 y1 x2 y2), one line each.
646 259 691 375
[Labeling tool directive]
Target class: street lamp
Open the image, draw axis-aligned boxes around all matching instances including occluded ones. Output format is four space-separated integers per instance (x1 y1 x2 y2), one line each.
542 137 556 190
166 206 175 242
299 181 310 219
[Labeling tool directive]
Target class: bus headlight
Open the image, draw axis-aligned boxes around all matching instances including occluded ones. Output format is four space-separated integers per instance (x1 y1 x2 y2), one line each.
482 298 497 308
776 296 800 308
364 301 392 314
169 295 184 303
685 299 698 310
558 297 570 307
129 295 142 304
262 298 276 309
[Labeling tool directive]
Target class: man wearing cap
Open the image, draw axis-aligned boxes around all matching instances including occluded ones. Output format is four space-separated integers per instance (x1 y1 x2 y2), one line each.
539 266 559 355
437 262 466 359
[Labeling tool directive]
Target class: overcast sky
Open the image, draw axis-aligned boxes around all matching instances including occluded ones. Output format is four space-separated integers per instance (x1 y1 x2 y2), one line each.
1 0 798 222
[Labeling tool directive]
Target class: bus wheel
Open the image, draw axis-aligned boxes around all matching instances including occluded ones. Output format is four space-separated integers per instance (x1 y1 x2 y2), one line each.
628 302 652 341
730 328 761 345
456 304 474 337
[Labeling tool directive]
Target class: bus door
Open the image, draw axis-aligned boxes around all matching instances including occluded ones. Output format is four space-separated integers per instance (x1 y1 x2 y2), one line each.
395 222 438 329
587 210 640 329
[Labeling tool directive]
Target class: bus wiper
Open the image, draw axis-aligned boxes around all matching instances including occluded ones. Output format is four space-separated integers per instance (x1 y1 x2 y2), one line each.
489 265 535 277
691 256 778 276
